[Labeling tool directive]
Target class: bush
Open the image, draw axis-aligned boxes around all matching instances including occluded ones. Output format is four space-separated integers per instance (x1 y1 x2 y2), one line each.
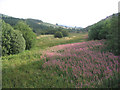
61 30 69 37
10 30 26 54
106 13 120 55
54 31 63 38
14 21 36 50
23 30 36 50
88 13 120 55
88 22 104 40
2 21 25 56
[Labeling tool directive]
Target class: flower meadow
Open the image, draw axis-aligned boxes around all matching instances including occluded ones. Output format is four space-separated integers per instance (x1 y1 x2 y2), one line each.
41 40 119 88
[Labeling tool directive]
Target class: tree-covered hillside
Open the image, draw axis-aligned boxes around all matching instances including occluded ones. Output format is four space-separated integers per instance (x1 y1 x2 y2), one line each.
0 14 65 35
1 14 85 35
88 13 120 55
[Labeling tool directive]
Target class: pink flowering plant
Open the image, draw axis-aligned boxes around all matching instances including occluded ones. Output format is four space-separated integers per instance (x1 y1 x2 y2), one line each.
41 40 119 88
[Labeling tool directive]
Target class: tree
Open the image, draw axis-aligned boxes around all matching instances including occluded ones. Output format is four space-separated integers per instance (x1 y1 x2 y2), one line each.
2 21 25 56
14 21 36 50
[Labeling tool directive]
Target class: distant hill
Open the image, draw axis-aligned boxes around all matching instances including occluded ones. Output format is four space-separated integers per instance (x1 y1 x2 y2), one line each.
0 13 10 17
0 14 68 35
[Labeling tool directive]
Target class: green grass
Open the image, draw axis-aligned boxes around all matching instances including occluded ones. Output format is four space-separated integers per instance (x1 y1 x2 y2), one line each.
2 32 88 88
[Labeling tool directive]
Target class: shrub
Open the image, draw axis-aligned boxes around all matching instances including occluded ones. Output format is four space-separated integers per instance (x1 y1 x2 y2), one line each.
88 23 103 40
88 20 111 40
14 21 36 50
61 30 69 37
2 21 25 56
54 31 63 38
106 13 120 55
23 30 36 50
10 30 26 54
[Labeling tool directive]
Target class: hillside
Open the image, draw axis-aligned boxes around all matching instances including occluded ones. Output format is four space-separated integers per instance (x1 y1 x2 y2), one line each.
83 13 118 31
0 14 67 35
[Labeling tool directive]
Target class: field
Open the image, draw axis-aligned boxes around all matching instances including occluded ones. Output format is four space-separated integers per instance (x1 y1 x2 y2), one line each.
2 33 119 88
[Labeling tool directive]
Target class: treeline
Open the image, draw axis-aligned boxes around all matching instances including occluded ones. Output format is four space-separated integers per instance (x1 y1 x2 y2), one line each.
88 13 120 55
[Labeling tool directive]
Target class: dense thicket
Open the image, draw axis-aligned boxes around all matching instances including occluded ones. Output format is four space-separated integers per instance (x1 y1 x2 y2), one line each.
2 21 25 56
88 13 120 55
14 21 36 50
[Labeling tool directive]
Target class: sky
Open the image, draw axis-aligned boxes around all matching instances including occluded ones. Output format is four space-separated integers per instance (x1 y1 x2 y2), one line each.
0 0 119 28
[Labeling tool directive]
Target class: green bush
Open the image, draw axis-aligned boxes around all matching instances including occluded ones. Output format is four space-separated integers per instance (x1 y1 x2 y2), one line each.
2 21 25 56
61 30 69 37
106 13 120 55
88 13 120 55
23 30 36 50
14 21 36 50
54 31 63 38
88 22 104 40
10 30 26 54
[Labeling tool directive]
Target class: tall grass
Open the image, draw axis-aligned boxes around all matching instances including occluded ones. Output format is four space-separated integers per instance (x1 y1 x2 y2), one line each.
2 33 89 88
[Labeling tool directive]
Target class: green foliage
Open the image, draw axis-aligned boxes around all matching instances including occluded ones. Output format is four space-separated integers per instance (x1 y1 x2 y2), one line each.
10 30 26 54
60 30 69 37
54 31 63 38
88 13 120 55
2 33 88 88
2 21 25 56
2 16 24 26
88 21 106 40
1 14 72 35
55 27 69 37
2 33 119 88
14 21 36 50
106 13 120 55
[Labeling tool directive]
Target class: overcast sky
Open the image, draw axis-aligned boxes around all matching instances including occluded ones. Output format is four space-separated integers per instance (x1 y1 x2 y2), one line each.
0 0 119 28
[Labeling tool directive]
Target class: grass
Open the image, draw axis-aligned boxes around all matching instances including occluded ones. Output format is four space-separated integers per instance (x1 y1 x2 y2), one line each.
2 32 89 88
2 32 119 88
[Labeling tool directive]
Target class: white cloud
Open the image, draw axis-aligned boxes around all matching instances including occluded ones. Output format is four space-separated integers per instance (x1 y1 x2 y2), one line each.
0 0 119 27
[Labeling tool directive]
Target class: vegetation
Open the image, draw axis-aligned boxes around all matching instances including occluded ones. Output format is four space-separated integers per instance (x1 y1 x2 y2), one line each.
14 21 36 50
1 14 86 35
54 31 63 38
2 21 25 56
2 33 119 88
106 14 120 55
88 19 109 40
2 16 23 26
1 12 120 88
88 13 120 55
1 14 67 35
42 40 119 88
59 29 69 37
54 28 69 38
2 33 88 88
